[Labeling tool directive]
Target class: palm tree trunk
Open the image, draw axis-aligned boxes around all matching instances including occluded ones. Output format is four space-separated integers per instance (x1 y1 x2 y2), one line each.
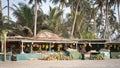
3 32 7 62
2 30 8 62
71 0 80 38
104 0 108 39
7 0 10 24
117 4 120 23
34 0 38 39
61 3 64 23
0 0 3 54
7 0 10 23
93 4 97 38
0 0 3 26
0 35 3 52
105 0 111 40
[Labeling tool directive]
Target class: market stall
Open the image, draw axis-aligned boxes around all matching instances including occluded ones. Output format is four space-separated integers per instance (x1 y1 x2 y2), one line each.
1 33 115 61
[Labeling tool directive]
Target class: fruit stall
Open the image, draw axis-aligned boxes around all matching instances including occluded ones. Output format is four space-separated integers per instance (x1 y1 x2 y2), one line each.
1 35 120 61
20 39 79 60
0 36 80 61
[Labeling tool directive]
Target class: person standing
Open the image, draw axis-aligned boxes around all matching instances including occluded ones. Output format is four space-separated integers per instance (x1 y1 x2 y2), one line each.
80 43 87 60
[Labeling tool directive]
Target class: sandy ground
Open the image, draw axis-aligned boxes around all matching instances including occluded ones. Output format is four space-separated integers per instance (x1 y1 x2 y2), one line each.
0 59 120 68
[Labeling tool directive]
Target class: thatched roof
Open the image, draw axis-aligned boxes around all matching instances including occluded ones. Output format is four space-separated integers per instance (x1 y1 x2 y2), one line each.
4 31 108 44
36 31 61 39
6 36 34 42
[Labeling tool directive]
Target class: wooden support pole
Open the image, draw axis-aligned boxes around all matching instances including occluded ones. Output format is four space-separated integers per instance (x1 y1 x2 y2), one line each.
49 43 51 52
3 36 6 61
21 42 24 54
31 42 33 53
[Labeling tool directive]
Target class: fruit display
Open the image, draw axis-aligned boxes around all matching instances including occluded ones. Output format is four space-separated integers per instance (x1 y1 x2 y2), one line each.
40 53 71 60
93 54 104 60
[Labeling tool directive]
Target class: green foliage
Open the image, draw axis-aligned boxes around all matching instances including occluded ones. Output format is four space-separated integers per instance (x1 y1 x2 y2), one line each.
12 3 34 27
80 32 96 39
0 0 120 40
47 7 63 34
10 2 47 37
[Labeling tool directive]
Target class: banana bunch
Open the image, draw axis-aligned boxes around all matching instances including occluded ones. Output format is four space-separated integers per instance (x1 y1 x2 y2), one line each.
93 54 104 60
41 53 71 60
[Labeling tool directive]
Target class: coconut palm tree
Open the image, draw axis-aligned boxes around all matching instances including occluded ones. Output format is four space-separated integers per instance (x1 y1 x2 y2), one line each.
68 0 80 38
95 0 105 14
7 0 10 24
12 3 34 28
47 7 63 35
66 0 96 39
0 0 4 58
109 0 120 23
90 1 99 38
28 0 46 39
1 30 8 61
51 0 68 23
116 0 120 24
108 0 120 41
113 0 120 23
11 3 46 37
94 0 106 38
11 3 34 36
0 0 3 28
95 0 111 39
95 0 120 40
105 0 116 40
0 0 11 61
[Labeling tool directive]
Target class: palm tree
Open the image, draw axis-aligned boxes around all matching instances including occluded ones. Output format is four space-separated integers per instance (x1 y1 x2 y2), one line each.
95 0 119 40
108 0 120 41
114 0 120 23
95 0 111 39
1 30 8 62
109 0 120 24
107 9 117 40
47 7 63 34
70 0 80 38
28 0 46 39
51 0 68 23
94 0 106 38
91 1 99 38
116 0 120 24
0 0 3 28
0 0 10 61
105 0 114 40
96 13 105 38
12 3 34 28
95 0 104 14
34 0 38 39
66 0 96 39
11 3 47 37
12 3 34 36
7 0 10 24
0 0 3 53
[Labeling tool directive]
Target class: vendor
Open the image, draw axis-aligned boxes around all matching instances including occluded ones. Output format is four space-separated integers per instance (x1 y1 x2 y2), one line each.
85 43 92 52
51 44 55 52
80 43 87 60
66 44 77 52
24 44 30 53
41 44 46 51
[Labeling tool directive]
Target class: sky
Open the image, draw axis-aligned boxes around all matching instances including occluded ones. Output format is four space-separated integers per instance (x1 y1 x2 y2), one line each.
2 0 70 21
